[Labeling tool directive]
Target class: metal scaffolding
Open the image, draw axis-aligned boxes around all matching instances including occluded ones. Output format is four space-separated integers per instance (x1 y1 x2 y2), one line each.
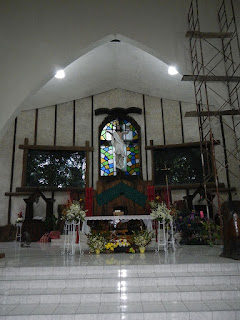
182 0 240 231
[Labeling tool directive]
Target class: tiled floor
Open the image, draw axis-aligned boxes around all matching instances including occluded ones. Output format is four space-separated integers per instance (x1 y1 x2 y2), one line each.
0 242 238 267
0 242 240 319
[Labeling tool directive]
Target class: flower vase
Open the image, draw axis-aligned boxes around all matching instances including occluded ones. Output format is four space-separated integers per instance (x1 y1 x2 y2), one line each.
95 249 100 254
139 247 145 253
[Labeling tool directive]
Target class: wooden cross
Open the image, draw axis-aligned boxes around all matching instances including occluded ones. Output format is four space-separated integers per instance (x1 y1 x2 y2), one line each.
161 164 171 207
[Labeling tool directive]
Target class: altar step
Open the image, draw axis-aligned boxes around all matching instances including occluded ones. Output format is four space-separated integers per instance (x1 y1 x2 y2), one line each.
0 263 240 319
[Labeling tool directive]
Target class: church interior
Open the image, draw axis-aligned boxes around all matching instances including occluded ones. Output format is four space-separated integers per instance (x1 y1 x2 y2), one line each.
0 0 240 319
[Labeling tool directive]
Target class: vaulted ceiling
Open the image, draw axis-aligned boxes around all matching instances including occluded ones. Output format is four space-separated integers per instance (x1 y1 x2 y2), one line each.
22 42 195 110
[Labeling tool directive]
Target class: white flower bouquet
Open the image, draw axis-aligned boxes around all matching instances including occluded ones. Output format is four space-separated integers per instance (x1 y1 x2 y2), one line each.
61 200 86 223
150 202 173 223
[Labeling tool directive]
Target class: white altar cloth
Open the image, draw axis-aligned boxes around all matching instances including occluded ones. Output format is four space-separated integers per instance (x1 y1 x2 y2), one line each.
82 215 153 234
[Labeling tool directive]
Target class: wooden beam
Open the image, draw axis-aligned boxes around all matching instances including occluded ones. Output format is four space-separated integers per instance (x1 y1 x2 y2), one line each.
19 144 94 151
15 187 86 193
207 187 236 193
85 141 89 188
185 110 240 117
186 31 233 39
21 138 29 187
155 182 225 191
5 192 34 196
145 140 220 150
182 75 240 82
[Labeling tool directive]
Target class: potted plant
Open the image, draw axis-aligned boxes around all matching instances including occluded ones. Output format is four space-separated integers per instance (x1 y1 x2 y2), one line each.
133 230 153 253
87 232 107 254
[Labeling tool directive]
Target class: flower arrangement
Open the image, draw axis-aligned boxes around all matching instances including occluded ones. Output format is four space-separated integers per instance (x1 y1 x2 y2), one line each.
87 232 107 252
105 238 131 253
114 238 130 248
150 195 178 222
61 199 86 223
150 202 173 223
149 195 161 209
105 242 116 252
133 230 153 248
16 211 24 223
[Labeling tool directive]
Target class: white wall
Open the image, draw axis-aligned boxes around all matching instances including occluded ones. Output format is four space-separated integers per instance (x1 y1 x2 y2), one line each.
0 88 237 226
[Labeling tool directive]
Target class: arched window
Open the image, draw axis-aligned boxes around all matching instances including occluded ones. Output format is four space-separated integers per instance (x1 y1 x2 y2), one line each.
100 118 140 177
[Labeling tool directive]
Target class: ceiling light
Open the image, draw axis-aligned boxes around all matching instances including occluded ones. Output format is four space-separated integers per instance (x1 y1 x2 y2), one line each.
168 66 178 75
55 70 65 79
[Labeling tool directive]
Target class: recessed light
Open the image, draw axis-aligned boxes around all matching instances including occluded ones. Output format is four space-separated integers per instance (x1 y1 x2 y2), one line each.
168 66 178 75
55 70 65 79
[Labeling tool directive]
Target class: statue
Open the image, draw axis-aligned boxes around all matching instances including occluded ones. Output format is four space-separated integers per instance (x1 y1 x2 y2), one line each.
108 124 129 172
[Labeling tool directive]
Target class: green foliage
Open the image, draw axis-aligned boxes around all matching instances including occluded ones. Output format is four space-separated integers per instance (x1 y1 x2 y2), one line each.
26 150 86 188
199 220 221 246
87 232 108 252
154 147 209 185
133 229 153 247
175 210 221 246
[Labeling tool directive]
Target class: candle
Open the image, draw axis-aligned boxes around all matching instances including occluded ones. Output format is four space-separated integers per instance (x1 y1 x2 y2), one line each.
200 211 204 219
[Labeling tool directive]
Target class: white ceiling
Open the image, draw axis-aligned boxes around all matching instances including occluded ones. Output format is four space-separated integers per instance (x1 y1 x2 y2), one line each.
22 42 195 110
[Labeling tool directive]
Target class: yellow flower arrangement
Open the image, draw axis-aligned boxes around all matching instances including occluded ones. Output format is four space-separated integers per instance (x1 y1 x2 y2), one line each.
105 242 117 251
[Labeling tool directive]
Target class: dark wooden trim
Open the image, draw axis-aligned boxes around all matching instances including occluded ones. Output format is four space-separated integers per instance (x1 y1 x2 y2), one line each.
182 75 240 82
19 144 94 151
91 96 94 188
21 138 29 187
54 105 57 146
143 95 148 180
219 116 232 200
146 140 220 150
34 109 38 145
160 98 166 145
95 107 142 116
16 187 86 193
8 117 18 224
73 100 76 146
150 140 155 185
155 182 226 191
179 101 185 143
186 31 232 39
85 141 89 188
185 110 240 117
6 192 39 196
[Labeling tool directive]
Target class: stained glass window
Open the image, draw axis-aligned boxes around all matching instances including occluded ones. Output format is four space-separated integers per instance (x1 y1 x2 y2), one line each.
100 119 140 176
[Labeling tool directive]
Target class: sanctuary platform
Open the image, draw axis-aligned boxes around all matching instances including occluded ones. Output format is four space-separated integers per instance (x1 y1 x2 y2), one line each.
0 242 240 319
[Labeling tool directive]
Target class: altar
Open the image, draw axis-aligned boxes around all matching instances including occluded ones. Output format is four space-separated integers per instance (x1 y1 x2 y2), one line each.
62 214 175 255
83 214 153 233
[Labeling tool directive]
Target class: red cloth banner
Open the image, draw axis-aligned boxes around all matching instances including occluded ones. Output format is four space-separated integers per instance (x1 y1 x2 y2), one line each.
147 186 155 202
85 187 93 216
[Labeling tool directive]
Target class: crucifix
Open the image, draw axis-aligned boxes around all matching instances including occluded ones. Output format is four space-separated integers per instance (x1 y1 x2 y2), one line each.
161 164 171 207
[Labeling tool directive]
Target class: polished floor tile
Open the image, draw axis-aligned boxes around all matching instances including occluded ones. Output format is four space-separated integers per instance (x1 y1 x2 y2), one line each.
183 301 211 312
162 301 188 312
0 242 238 267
